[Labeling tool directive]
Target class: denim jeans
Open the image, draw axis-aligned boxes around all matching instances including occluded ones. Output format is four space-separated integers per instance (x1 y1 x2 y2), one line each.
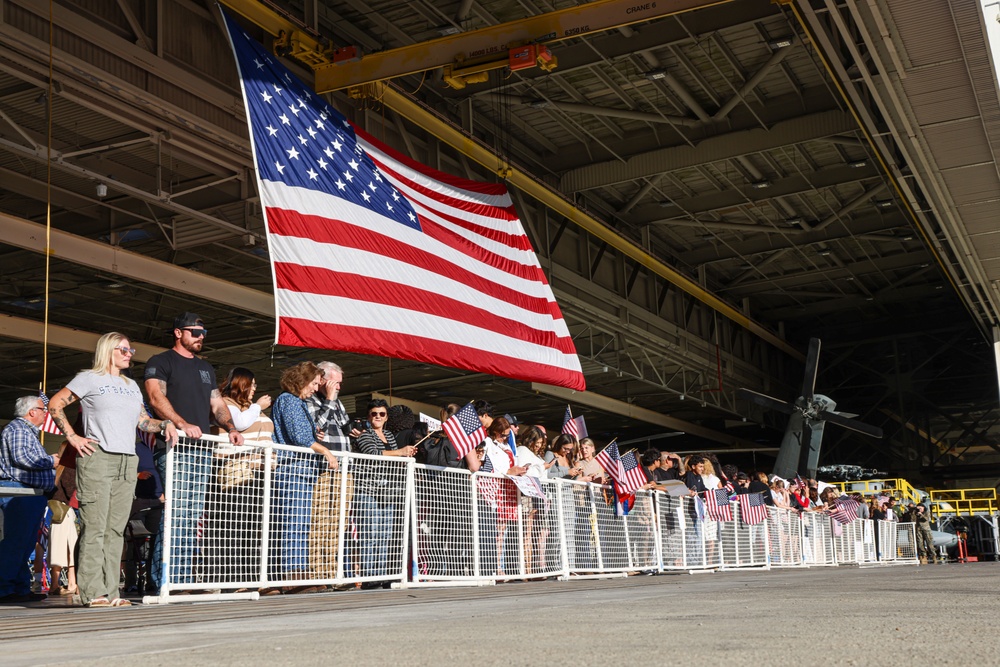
151 445 212 590
354 491 394 578
0 480 48 597
271 457 318 578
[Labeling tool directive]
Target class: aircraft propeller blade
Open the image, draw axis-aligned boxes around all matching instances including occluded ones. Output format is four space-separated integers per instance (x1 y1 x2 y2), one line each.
817 409 883 439
736 388 796 415
801 337 821 403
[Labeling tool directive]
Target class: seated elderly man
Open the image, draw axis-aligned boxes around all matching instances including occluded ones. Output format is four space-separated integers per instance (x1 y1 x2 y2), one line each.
0 396 59 602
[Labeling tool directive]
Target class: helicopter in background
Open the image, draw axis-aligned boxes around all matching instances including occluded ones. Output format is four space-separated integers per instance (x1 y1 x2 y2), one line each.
737 337 884 480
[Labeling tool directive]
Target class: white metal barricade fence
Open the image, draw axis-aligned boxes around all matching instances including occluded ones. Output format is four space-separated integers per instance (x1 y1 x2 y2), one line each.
148 444 924 602
894 522 919 564
626 490 661 571
767 507 803 567
147 436 413 604
720 499 769 569
411 464 479 582
877 519 898 563
801 511 836 566
656 494 686 570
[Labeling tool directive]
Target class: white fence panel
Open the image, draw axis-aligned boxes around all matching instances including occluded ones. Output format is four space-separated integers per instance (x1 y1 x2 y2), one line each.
150 441 925 602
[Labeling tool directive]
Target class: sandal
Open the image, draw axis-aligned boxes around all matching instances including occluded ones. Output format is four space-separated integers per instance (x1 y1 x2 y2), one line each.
87 597 111 608
109 598 132 607
59 587 78 597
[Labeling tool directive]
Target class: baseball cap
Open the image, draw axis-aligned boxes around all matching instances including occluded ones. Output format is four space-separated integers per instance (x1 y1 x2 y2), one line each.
173 312 204 330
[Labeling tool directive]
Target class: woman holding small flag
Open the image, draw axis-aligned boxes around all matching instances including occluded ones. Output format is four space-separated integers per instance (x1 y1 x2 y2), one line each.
516 426 549 572
471 417 525 577
569 438 605 570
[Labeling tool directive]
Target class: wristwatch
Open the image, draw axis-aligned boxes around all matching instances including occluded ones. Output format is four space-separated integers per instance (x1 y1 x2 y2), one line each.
159 420 172 434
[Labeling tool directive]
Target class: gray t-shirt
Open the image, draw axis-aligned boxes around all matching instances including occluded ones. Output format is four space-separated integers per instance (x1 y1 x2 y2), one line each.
66 371 143 455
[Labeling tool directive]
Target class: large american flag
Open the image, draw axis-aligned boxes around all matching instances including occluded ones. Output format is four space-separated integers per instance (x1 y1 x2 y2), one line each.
222 12 585 391
829 495 861 524
441 402 485 458
704 488 733 522
739 492 769 526
38 392 62 436
561 406 587 439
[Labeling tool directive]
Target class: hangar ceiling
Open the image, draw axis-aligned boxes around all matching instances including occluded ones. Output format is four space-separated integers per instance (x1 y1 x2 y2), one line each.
1 0 999 483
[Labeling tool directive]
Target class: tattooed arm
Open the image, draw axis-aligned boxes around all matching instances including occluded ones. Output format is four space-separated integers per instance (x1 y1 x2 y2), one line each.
48 387 97 456
210 389 244 446
137 404 179 446
144 377 199 439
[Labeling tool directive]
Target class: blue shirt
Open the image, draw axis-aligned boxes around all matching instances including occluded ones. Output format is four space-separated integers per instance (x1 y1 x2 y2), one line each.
271 393 315 449
0 418 55 490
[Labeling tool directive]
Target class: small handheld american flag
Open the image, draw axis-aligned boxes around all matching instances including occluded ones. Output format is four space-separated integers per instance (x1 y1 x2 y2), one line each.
561 406 587 439
739 492 769 525
38 392 62 436
618 450 648 494
829 495 861 524
594 441 625 486
442 402 485 458
704 488 733 522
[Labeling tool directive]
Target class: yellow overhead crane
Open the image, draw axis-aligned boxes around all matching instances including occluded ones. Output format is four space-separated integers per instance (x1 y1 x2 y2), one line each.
223 0 729 90
216 0 802 362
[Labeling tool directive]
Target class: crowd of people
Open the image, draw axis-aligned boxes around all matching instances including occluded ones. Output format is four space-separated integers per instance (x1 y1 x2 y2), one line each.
0 311 939 606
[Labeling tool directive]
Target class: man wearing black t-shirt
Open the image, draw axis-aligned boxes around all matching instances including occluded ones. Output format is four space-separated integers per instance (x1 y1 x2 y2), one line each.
144 312 243 592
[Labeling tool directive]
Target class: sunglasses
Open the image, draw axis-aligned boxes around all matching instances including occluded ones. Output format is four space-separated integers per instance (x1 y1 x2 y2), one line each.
182 327 208 338
369 410 387 417
115 346 136 356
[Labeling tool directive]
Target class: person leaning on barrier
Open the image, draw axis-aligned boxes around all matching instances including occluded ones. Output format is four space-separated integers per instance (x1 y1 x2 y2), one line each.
271 362 337 591
0 396 59 603
568 438 606 485
143 312 243 594
353 399 417 586
544 433 575 479
683 456 708 495
853 494 870 520
639 448 668 492
212 367 273 588
387 404 417 449
516 425 550 573
49 332 179 608
304 360 354 582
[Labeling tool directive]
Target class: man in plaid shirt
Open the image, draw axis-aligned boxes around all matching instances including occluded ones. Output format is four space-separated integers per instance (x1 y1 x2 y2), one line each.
0 396 59 602
305 361 354 578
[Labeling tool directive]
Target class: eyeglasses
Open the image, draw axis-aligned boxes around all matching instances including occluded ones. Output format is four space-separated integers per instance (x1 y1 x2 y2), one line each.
369 410 387 417
115 346 136 356
182 327 208 338
28 405 45 413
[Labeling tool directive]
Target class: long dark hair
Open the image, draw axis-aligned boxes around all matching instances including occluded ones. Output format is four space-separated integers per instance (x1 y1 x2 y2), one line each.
219 367 255 410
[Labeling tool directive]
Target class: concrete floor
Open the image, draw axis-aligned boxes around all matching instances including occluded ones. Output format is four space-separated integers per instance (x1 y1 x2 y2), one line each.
2 563 996 666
